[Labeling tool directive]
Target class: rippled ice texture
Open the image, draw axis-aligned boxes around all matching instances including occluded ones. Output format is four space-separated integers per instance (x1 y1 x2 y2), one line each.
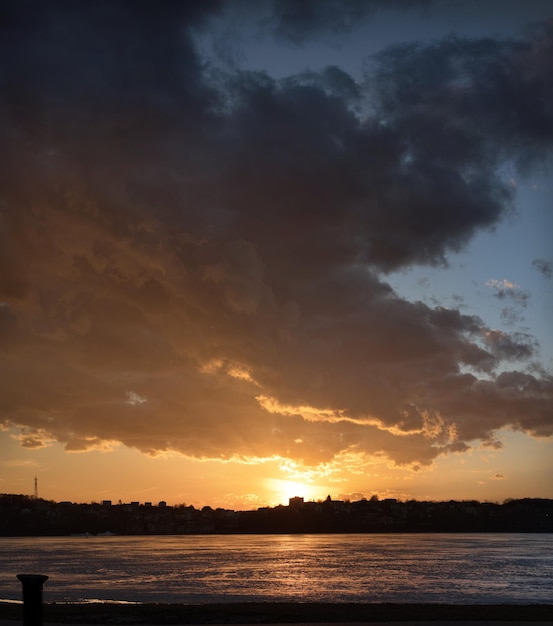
1 534 552 604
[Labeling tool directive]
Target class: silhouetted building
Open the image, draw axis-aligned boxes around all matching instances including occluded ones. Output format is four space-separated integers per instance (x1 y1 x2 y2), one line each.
289 496 304 508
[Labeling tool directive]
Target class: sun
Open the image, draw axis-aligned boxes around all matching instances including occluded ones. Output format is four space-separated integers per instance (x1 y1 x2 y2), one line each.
266 478 322 506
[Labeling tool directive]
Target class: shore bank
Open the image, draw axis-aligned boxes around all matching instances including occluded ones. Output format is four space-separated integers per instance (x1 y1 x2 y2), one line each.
2 602 553 624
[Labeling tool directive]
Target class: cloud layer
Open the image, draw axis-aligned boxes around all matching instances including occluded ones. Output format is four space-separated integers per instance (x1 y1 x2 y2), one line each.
1 1 552 471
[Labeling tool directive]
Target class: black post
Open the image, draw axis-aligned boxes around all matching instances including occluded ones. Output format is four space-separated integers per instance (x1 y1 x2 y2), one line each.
16 574 49 626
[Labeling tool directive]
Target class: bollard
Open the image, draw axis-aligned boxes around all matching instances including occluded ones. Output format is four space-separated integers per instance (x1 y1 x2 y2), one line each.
16 574 49 626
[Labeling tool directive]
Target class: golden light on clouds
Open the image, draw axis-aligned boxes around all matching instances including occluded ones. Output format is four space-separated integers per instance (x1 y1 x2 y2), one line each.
0 0 552 509
256 395 347 422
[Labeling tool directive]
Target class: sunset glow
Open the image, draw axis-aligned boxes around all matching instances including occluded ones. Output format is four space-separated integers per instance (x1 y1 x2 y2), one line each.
266 479 319 507
1 0 552 510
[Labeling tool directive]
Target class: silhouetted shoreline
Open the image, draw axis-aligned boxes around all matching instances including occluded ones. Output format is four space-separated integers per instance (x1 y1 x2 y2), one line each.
2 495 552 536
2 602 553 624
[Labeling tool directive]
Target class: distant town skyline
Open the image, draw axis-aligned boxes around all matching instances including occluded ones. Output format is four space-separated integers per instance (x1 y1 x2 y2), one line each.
1 0 552 511
3 493 552 537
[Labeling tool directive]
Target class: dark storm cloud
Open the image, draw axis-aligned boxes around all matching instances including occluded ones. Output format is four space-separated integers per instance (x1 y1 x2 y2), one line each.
369 22 553 158
362 24 553 266
263 0 433 44
0 1 552 469
0 0 218 126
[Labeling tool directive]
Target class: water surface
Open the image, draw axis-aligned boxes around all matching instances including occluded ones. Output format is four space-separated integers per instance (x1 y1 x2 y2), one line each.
1 534 552 604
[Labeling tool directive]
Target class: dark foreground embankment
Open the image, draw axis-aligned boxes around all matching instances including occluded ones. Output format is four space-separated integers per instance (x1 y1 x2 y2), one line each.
2 602 553 624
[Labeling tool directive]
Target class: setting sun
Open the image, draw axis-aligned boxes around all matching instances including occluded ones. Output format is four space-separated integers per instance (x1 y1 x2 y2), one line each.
1 0 552 514
266 478 326 506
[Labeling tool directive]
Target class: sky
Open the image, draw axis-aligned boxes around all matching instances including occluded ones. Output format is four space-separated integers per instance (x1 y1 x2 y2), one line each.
1 0 552 510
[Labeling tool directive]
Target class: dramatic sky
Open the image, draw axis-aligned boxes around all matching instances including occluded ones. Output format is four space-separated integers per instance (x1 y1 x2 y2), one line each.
1 0 552 509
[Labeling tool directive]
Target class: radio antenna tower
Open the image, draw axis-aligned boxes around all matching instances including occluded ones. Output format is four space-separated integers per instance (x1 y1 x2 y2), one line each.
34 476 38 500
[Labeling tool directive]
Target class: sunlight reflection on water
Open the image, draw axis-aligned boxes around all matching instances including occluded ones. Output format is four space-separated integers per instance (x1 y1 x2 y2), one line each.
0 534 552 604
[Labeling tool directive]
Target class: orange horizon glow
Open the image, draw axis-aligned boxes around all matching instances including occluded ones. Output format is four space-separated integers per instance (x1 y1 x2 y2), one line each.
2 428 551 511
